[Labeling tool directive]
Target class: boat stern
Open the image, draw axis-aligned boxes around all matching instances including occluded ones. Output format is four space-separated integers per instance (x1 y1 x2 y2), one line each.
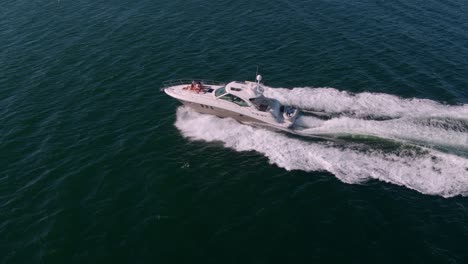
282 106 301 128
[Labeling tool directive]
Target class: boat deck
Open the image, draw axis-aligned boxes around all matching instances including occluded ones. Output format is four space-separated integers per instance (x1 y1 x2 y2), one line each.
165 84 223 100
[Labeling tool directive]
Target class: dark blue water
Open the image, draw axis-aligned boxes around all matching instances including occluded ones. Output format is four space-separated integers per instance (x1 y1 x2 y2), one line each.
1 0 468 263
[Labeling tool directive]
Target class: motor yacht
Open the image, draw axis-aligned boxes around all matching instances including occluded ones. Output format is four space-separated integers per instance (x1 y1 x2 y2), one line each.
162 75 300 129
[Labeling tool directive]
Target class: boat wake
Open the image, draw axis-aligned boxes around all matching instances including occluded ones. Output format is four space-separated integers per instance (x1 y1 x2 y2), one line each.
174 87 468 198
267 87 468 156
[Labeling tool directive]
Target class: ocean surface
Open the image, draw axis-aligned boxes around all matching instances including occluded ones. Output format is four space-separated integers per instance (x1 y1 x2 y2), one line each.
1 0 468 263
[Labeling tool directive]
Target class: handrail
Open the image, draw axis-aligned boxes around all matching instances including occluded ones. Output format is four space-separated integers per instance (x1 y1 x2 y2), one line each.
162 79 226 89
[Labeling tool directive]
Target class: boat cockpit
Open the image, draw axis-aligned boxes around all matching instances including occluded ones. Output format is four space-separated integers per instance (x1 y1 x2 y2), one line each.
249 97 271 112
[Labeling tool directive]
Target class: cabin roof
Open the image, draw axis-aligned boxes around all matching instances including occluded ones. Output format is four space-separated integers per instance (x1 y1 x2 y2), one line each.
224 81 264 101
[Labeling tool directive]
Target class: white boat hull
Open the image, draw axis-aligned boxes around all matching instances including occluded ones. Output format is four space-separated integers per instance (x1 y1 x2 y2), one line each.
176 98 269 125
162 79 300 129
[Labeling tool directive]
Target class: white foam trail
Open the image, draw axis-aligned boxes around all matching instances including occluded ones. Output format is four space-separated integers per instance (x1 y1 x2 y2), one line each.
175 107 468 198
264 87 468 119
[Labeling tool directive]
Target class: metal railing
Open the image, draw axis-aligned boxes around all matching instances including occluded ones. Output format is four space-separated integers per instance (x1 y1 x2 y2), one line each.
161 79 225 89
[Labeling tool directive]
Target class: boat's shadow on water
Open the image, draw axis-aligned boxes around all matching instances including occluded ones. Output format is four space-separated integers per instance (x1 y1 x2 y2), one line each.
283 123 468 160
281 129 428 156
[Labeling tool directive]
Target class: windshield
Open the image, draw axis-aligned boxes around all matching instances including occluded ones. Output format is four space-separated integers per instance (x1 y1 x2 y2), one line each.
215 86 226 97
220 94 249 107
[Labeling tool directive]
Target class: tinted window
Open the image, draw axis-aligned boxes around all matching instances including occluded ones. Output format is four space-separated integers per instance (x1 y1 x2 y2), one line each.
220 94 249 107
215 87 226 97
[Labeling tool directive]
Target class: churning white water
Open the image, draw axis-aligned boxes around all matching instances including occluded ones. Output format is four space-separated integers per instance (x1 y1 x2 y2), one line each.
269 86 468 151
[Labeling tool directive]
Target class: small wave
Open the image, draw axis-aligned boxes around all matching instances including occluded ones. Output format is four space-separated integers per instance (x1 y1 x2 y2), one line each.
175 107 468 198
